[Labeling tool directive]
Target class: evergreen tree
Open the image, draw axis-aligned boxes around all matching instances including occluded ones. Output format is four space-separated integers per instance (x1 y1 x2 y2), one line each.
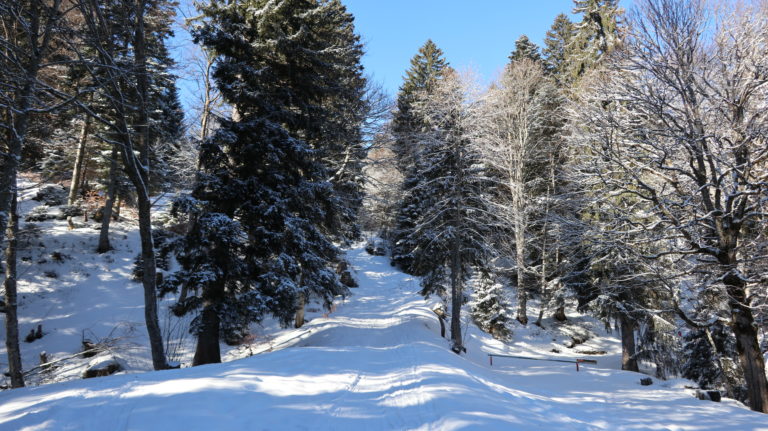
403 71 492 353
542 14 575 83
293 0 367 240
168 0 362 365
568 0 621 80
390 40 449 272
682 322 746 401
508 35 542 64
144 1 186 190
471 271 511 340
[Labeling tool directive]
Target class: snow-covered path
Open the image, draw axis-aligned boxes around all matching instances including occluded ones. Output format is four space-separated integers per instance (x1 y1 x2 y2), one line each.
0 245 766 430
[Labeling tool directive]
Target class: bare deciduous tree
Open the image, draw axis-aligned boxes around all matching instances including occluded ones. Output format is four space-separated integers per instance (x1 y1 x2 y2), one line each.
571 0 768 412
473 59 558 326
73 0 168 370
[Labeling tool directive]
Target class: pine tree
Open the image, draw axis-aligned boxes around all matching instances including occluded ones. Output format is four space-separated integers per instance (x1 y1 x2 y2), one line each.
168 0 362 365
390 40 449 272
542 14 575 83
508 35 542 64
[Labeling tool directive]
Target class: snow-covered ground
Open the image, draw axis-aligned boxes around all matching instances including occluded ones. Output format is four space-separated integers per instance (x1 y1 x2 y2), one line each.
1 202 766 431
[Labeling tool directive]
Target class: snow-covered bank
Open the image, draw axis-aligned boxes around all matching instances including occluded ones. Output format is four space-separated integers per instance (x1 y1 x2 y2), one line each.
1 245 765 430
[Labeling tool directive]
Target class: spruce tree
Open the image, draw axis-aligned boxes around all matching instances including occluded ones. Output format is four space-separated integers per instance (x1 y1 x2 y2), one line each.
390 40 449 272
542 14 575 83
404 71 492 353
568 0 621 80
471 271 511 340
167 0 363 365
508 35 542 64
144 2 186 190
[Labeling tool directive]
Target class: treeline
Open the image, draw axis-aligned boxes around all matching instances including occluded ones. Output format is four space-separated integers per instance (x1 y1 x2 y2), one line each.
1 0 374 388
365 0 768 413
1 0 190 385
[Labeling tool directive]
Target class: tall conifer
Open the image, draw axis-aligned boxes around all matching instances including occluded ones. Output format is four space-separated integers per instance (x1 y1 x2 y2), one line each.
390 40 449 272
168 0 364 365
568 0 622 80
542 14 575 83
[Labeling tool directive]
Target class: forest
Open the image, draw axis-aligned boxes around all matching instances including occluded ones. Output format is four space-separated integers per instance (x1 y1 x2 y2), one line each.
1 0 768 424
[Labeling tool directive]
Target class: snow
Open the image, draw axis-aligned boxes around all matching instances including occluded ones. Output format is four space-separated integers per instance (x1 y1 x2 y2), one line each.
1 180 767 430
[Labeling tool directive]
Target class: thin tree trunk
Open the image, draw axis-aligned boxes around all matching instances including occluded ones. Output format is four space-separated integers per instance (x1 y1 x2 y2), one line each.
449 142 464 354
114 196 121 220
192 302 221 366
449 229 463 353
535 308 545 328
535 179 552 328
0 0 59 251
131 0 167 371
68 117 91 206
619 314 639 372
515 238 528 325
135 189 167 369
97 145 118 253
0 127 21 256
724 271 768 412
4 192 24 388
199 51 216 141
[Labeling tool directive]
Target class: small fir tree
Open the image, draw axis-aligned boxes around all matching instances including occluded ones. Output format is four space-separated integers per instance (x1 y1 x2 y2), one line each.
471 271 511 340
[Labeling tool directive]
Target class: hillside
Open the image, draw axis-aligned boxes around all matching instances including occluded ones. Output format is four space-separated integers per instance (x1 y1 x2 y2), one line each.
0 195 765 430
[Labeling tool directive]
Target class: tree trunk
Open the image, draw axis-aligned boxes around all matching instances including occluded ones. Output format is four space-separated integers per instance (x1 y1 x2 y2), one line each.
553 306 567 322
4 192 24 388
68 117 90 206
619 314 639 372
0 0 55 252
449 234 463 353
114 196 122 220
131 0 167 371
97 145 118 253
136 191 167 370
449 140 465 354
514 180 527 325
0 128 21 259
199 50 216 142
192 303 221 366
294 293 305 328
515 252 528 325
724 271 768 412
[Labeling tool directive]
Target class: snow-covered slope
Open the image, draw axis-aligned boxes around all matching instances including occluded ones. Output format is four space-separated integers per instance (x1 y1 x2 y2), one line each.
1 244 765 430
1 183 190 381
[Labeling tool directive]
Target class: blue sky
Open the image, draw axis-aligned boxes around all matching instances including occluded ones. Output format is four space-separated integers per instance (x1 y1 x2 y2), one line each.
174 1 632 112
344 0 578 95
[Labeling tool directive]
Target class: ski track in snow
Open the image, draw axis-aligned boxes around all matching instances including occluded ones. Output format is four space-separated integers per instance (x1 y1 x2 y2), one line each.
0 244 767 430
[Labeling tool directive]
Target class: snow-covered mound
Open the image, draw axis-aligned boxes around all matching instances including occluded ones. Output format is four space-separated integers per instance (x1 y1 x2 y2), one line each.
1 246 765 430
